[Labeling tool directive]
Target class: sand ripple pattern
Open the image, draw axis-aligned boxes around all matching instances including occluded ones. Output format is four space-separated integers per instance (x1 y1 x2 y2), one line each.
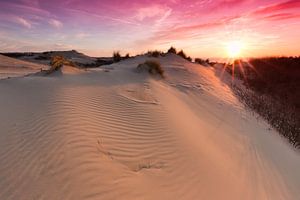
0 85 198 200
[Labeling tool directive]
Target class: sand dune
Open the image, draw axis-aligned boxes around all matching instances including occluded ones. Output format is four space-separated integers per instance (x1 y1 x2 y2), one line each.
0 55 48 79
0 54 299 199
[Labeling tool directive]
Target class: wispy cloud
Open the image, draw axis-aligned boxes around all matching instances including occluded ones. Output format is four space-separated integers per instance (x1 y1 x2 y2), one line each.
75 32 91 39
252 0 300 15
263 13 300 21
49 19 63 29
134 4 171 21
15 16 32 28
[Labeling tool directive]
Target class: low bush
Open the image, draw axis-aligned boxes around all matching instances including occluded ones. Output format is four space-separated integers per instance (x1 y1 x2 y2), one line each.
113 51 122 62
124 53 130 59
195 58 210 65
147 50 164 57
177 50 192 62
47 55 65 74
167 46 177 54
47 55 77 74
137 60 164 78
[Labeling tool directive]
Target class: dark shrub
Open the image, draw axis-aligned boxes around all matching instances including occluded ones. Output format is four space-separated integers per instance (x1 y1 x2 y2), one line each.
167 46 177 54
195 58 211 65
113 51 122 62
195 58 206 65
137 60 164 78
148 50 163 58
186 56 192 62
124 53 130 59
177 50 192 62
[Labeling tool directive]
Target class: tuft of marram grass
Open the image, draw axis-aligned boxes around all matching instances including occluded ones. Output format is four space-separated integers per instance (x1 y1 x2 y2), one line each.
167 46 177 54
47 55 78 74
147 50 164 58
113 51 122 62
137 60 165 78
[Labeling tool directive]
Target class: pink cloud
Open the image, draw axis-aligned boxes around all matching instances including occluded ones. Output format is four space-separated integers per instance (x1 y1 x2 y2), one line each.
134 4 172 21
253 0 300 15
48 19 63 29
15 16 32 28
212 0 249 9
150 15 240 41
263 13 300 21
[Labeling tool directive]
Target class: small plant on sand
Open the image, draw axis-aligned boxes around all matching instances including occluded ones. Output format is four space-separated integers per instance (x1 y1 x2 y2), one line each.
195 58 210 65
113 51 122 62
147 50 163 58
47 55 77 74
167 46 177 54
177 50 191 61
124 53 130 59
48 55 65 74
137 60 164 78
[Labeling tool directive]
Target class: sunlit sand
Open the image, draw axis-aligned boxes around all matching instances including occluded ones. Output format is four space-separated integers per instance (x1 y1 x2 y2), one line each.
0 52 299 199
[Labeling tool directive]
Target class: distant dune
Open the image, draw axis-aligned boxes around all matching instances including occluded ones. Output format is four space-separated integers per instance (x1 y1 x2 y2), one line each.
0 54 48 79
0 53 299 200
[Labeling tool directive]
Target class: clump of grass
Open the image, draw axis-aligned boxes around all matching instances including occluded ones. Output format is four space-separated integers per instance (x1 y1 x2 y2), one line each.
195 58 210 65
124 53 130 59
113 51 122 62
147 50 164 58
47 55 65 74
47 55 77 74
137 60 164 78
177 50 192 61
167 46 177 54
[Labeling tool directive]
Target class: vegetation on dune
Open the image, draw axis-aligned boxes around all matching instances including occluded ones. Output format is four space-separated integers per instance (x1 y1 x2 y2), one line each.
167 46 177 54
147 50 164 58
112 51 131 63
177 50 192 62
124 53 130 59
195 58 210 65
137 60 164 78
113 51 122 62
47 55 77 74
227 57 300 148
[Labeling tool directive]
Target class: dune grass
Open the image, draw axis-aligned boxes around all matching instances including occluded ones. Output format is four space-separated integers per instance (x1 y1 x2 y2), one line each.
137 60 165 78
177 50 192 62
167 46 177 54
147 50 164 58
46 55 77 74
113 51 122 62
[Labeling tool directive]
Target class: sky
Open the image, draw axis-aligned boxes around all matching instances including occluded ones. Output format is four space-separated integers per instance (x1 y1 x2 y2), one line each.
0 0 300 58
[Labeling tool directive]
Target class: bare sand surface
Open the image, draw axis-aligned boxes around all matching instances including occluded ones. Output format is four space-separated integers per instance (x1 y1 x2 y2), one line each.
0 55 48 79
0 54 299 199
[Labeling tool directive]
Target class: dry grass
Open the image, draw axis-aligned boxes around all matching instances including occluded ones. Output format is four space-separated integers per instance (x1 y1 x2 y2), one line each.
147 50 164 58
113 51 122 62
177 50 192 62
137 60 164 78
47 55 77 74
167 46 177 54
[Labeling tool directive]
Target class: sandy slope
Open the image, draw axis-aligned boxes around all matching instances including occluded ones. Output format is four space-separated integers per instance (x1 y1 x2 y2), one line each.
0 55 48 79
0 54 299 200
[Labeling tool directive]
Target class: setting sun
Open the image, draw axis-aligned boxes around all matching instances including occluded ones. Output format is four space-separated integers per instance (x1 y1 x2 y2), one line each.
226 41 243 58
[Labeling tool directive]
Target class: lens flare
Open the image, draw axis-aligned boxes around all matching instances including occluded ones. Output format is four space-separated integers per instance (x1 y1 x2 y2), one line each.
227 41 243 58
